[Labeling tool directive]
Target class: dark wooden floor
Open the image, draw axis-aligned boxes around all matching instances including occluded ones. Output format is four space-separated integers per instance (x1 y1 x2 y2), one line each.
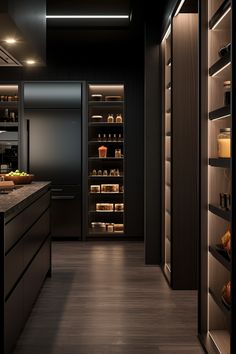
13 242 204 354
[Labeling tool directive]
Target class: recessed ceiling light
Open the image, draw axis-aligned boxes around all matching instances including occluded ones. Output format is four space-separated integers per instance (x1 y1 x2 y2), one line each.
26 60 36 65
46 15 130 19
5 38 16 44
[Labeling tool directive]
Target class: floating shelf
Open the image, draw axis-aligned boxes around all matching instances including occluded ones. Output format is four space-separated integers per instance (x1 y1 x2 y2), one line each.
209 106 230 120
88 157 124 161
88 231 124 237
209 330 230 354
209 204 231 221
209 245 231 271
88 141 124 144
209 0 231 30
89 210 124 213
89 192 124 195
89 175 123 178
209 288 230 319
209 158 230 168
88 101 124 106
88 122 124 127
209 53 231 77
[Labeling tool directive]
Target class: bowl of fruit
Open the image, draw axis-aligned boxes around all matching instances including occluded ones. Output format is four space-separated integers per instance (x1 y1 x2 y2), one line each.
4 170 34 184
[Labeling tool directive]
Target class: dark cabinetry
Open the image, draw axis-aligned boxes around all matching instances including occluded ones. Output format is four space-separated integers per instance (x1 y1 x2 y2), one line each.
161 5 198 289
2 187 51 354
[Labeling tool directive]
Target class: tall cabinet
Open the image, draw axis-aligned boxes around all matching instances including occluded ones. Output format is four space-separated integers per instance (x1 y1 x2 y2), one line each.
0 84 20 174
161 2 198 289
199 0 235 353
84 83 125 239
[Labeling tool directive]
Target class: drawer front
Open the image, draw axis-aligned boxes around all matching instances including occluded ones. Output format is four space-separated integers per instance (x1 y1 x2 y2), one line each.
23 237 50 322
4 242 24 299
5 191 50 253
23 209 50 269
5 281 23 354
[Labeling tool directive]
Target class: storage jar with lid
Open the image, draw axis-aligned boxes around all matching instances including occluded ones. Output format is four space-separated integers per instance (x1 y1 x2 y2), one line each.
115 114 123 123
217 128 231 158
98 145 107 158
107 114 114 123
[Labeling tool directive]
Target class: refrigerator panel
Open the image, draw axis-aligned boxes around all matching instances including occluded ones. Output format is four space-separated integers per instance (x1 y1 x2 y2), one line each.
25 109 81 185
24 82 81 109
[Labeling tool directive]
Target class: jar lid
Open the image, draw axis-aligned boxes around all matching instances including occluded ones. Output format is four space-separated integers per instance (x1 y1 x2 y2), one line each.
98 145 107 149
220 128 231 132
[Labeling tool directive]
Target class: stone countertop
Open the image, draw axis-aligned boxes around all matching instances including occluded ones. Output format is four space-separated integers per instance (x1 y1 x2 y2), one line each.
0 182 51 218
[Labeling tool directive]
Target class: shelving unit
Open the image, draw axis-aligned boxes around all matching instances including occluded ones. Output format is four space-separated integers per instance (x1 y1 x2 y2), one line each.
0 84 20 174
85 84 125 238
162 24 172 283
161 0 198 290
199 0 234 353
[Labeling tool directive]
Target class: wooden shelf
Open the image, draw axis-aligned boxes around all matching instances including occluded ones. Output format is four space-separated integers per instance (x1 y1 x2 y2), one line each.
89 192 124 195
209 0 231 30
88 231 125 237
88 122 124 127
209 106 230 120
89 210 124 213
88 157 124 161
209 288 230 319
209 158 230 168
88 140 124 144
89 175 123 178
88 101 124 106
209 53 231 77
209 330 230 354
209 245 231 271
209 204 231 221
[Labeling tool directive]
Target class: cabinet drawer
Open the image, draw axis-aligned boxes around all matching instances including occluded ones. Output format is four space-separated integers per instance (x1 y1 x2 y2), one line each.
23 237 50 322
5 281 23 354
4 242 24 299
23 209 50 269
5 191 50 253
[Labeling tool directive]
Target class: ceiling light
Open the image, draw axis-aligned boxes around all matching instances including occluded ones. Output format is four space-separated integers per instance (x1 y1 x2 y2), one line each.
46 15 130 19
5 38 16 44
26 60 36 65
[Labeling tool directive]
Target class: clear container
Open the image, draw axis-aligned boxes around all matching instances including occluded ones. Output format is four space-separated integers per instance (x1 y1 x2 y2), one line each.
115 114 123 123
98 146 107 158
223 81 231 106
115 149 122 158
107 114 114 123
217 128 231 158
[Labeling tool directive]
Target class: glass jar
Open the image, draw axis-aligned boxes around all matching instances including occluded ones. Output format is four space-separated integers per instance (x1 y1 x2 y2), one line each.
115 114 123 123
107 223 114 232
107 114 114 123
217 128 231 158
223 81 231 106
98 145 107 158
115 149 122 158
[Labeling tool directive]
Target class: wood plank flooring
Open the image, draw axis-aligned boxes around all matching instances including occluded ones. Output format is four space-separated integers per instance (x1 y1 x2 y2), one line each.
13 242 204 354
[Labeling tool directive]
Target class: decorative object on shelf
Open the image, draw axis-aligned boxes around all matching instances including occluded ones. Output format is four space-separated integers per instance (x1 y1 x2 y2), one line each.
97 170 102 176
115 149 122 158
118 133 123 141
108 134 112 141
218 43 231 58
91 94 103 101
101 184 119 193
98 145 107 158
109 169 116 176
90 185 100 193
103 133 107 141
120 185 124 193
113 134 117 141
115 169 120 176
107 114 114 123
115 203 124 212
91 222 106 232
217 128 231 158
96 203 113 211
103 170 108 176
221 229 231 258
104 95 122 101
0 164 9 173
97 134 102 141
107 223 114 232
223 81 231 106
91 115 103 121
91 169 97 176
113 224 124 232
219 192 231 210
115 114 123 123
221 281 231 309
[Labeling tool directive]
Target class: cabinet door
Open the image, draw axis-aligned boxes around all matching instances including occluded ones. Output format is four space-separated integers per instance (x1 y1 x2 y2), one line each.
51 185 81 238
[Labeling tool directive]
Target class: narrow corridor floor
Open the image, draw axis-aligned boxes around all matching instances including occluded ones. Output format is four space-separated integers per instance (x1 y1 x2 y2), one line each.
13 242 204 354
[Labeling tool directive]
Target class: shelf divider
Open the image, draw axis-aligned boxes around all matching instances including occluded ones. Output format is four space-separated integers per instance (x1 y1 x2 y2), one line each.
209 106 230 120
209 245 231 271
209 53 230 77
209 158 230 168
209 0 231 30
209 204 231 221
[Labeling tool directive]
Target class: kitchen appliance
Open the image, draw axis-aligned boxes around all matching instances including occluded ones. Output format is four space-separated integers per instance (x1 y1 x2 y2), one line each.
22 82 82 239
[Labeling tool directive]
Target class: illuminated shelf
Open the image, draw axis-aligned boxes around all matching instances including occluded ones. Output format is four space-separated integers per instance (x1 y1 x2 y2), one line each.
209 106 230 120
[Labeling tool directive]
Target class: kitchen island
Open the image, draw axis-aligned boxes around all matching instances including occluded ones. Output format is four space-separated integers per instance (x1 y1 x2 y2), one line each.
0 182 51 354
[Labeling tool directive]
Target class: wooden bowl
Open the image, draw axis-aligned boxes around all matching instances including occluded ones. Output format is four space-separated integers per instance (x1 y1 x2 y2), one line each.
4 174 34 185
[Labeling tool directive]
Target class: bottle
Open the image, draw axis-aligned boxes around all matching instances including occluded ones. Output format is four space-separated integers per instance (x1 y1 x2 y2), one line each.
223 81 231 106
115 149 122 158
113 134 117 141
98 133 102 141
217 128 231 158
103 133 107 141
108 134 112 141
118 133 122 141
